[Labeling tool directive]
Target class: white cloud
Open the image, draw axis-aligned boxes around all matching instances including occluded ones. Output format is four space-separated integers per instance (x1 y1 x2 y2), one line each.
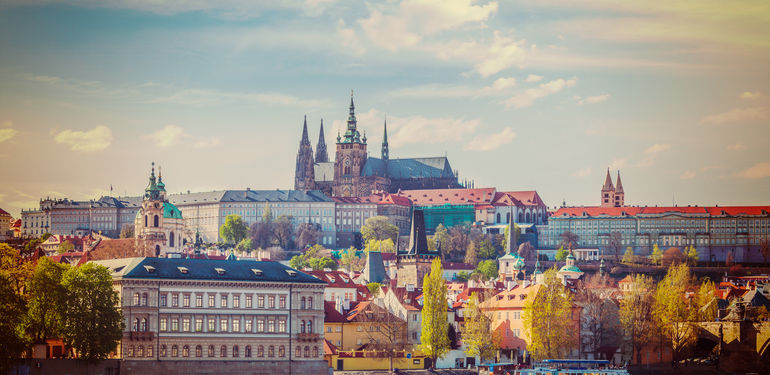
702 107 768 124
740 91 762 100
610 159 626 170
490 77 516 90
525 74 543 83
737 161 770 179
645 143 671 154
505 78 577 109
52 125 113 152
575 94 610 105
571 167 592 177
194 138 222 149
148 125 186 147
727 143 746 151
471 32 527 77
680 170 696 180
0 122 18 143
464 127 516 151
388 77 517 99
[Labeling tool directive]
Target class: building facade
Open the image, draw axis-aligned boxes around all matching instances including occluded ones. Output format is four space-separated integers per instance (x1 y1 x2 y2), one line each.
332 197 378 249
21 196 142 238
134 164 185 256
95 257 328 373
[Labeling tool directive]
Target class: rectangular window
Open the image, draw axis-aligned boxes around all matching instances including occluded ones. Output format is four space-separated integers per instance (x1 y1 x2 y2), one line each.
221 295 228 308
268 320 275 333
160 294 167 307
208 317 215 332
258 295 265 308
208 294 215 308
246 295 253 308
195 317 203 332
268 296 275 309
171 318 179 331
172 294 179 307
245 318 253 332
183 294 190 307
233 295 240 308
278 320 286 333
196 294 203 308
182 317 190 332
233 319 240 332
257 319 264 332
279 296 286 309
160 318 167 331
220 318 228 332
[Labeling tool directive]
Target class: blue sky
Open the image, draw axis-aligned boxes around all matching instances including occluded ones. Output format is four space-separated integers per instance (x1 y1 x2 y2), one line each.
1 0 769 217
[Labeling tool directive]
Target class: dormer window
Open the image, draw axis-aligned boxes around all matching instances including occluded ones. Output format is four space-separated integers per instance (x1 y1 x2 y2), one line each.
251 269 263 276
144 265 155 273
286 270 297 277
177 267 188 274
214 268 226 275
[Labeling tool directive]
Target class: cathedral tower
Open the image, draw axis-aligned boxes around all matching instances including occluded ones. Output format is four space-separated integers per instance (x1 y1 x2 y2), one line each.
316 119 328 163
135 163 184 257
333 91 368 197
601 168 615 207
294 115 316 191
614 171 625 207
381 118 389 162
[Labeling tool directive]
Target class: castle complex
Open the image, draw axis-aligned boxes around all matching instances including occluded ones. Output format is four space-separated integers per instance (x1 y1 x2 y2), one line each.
294 93 461 197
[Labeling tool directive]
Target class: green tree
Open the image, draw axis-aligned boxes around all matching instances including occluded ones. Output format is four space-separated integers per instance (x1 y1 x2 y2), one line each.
57 240 75 253
360 216 398 243
475 259 498 280
619 274 656 366
523 268 576 360
308 257 338 271
365 238 395 253
26 258 69 342
236 238 254 253
622 247 634 264
289 245 337 270
477 239 496 259
502 223 520 251
649 243 662 265
419 258 450 367
653 263 697 361
461 292 496 361
262 202 273 223
219 214 248 245
0 272 27 372
61 263 124 360
272 215 294 249
366 282 382 296
455 271 471 282
432 224 452 259
555 246 568 262
339 246 363 272
695 278 717 322
0 243 34 294
686 245 699 265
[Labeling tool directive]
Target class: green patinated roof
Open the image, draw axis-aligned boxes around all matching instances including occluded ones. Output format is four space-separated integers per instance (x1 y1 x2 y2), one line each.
559 265 583 273
163 202 183 219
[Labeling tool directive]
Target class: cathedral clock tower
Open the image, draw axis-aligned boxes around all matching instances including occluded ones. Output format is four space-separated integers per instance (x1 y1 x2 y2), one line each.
333 91 368 197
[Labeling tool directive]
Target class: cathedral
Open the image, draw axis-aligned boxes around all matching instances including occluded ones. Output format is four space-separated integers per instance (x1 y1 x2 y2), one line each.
600 169 625 207
294 93 461 197
134 163 185 256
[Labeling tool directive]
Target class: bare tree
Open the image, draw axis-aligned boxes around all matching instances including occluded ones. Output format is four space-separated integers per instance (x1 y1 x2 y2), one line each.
560 230 579 251
272 215 293 249
295 223 319 249
359 304 410 371
608 232 622 262
518 241 536 261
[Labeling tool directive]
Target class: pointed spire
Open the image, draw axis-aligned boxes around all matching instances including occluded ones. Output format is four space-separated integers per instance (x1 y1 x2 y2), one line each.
602 168 614 190
615 171 624 193
316 119 328 163
347 90 357 131
381 117 389 161
300 115 310 145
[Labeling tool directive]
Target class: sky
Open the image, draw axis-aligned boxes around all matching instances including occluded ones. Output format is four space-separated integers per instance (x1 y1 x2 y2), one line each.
1 0 769 217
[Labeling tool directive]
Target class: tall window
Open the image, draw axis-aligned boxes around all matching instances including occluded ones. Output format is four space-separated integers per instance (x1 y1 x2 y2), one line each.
258 295 264 308
313 346 318 358
295 346 301 358
159 318 167 331
307 297 312 309
172 294 179 307
133 318 139 331
208 345 214 357
208 317 215 332
141 318 147 332
144 215 148 227
171 345 178 357
138 345 144 357
279 345 285 358
257 319 264 332
233 318 240 332
133 293 140 306
245 318 253 332
196 294 203 307
182 317 190 332
160 294 167 307
160 345 167 357
304 346 309 357
245 345 252 358
169 231 175 247
233 295 240 308
245 295 253 308
268 320 275 332
141 293 148 306
307 320 312 334
300 320 305 333
257 345 264 357
208 294 215 307
268 345 274 357
220 318 228 332
279 296 286 309
300 297 306 310
220 345 226 358
183 294 190 307
268 295 275 309
147 345 153 357
153 215 159 227
171 318 179 331
278 320 286 333
221 295 228 308
195 317 203 332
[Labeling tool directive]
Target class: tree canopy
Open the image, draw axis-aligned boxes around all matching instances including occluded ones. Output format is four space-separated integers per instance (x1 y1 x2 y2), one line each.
219 214 248 245
360 216 398 244
619 274 656 366
419 258 450 367
25 257 69 342
653 263 697 360
461 292 496 361
474 259 498 280
523 268 576 360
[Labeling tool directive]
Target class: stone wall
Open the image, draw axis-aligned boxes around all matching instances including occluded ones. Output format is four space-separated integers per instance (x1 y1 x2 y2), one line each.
122 359 330 375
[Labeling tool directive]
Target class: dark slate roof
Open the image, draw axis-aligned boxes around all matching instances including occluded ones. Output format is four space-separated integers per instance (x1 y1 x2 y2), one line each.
95 257 324 284
169 190 332 205
362 157 455 180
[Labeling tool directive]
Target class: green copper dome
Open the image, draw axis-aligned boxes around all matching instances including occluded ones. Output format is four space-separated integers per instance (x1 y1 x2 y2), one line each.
163 202 183 219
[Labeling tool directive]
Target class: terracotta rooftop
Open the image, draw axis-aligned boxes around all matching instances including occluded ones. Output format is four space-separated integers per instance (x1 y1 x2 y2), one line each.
397 188 496 206
492 191 546 207
551 205 770 218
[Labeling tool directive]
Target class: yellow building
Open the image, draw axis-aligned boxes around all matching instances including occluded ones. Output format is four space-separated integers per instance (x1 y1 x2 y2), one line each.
324 300 409 351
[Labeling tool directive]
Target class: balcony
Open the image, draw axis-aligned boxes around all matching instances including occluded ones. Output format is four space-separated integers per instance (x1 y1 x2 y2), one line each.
126 331 155 341
296 333 321 342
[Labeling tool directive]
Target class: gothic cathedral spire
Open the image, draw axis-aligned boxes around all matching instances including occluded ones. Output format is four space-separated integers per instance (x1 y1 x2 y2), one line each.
381 117 389 161
600 168 615 207
316 119 329 163
294 115 315 191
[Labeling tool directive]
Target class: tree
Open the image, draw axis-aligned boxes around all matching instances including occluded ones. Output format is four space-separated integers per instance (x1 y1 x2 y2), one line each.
61 263 124 360
518 241 536 261
686 245 699 266
295 222 319 249
219 214 248 245
119 224 135 239
502 223 520 251
477 240 496 260
308 257 338 271
57 240 75 253
236 238 254 253
340 246 364 272
474 260 498 280
555 246 568 262
661 247 685 267
367 282 382 297
653 263 697 361
419 258 450 367
26 258 69 342
695 278 717 322
289 245 337 271
0 243 33 294
576 285 621 360
560 230 579 251
359 303 409 371
649 243 662 265
608 232 622 261
462 292 496 362
272 215 293 249
464 241 478 265
523 268 576 360
365 238 395 253
455 271 471 282
622 247 634 264
449 223 473 261
360 216 398 244
760 239 770 267
619 274 656 366
0 272 27 373
249 221 274 249
431 224 452 259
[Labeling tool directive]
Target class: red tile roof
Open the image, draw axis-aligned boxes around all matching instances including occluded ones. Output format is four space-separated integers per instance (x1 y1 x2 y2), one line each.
323 339 339 355
12 219 21 228
305 270 359 289
379 193 411 206
551 205 770 218
492 191 546 207
397 188 497 206
324 300 347 323
0 207 10 216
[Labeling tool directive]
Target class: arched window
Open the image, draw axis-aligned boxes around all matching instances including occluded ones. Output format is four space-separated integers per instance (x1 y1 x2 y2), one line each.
208 345 214 357
518 212 523 222
160 345 167 357
220 345 226 358
295 346 301 358
233 345 239 358
141 293 148 306
257 345 264 357
169 231 175 247
133 318 139 332
307 297 313 309
141 318 147 332
300 297 306 309
153 215 159 227
245 345 252 357
313 346 319 358
268 345 274 357
304 346 310 357
171 345 178 357
137 345 144 357
144 215 148 227
300 320 305 333
127 345 134 357
195 345 202 357
155 245 160 256
182 345 189 357
525 212 531 222
133 293 140 306
307 320 312 334
496 213 501 223
278 345 285 357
